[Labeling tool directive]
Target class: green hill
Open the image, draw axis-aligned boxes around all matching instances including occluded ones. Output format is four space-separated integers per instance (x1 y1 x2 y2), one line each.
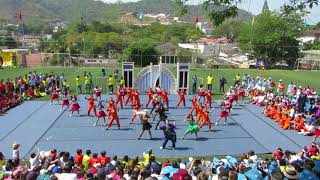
0 0 252 24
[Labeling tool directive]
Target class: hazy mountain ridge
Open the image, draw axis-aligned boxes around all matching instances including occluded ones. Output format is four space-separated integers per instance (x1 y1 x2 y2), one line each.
0 0 252 24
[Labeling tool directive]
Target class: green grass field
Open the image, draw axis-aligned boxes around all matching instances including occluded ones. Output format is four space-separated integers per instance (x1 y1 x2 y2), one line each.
0 66 319 100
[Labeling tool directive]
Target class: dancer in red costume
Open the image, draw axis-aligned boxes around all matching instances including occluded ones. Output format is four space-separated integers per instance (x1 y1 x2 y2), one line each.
199 109 212 130
132 90 141 107
145 88 154 108
106 103 120 130
94 86 102 100
94 104 107 127
69 95 80 117
176 89 186 108
160 90 169 109
106 97 116 115
188 97 199 117
130 97 142 124
215 101 229 125
204 90 213 108
198 85 206 103
50 89 59 105
191 96 198 107
115 87 123 109
60 93 70 112
195 104 205 123
237 86 245 104
125 87 133 105
85 95 96 116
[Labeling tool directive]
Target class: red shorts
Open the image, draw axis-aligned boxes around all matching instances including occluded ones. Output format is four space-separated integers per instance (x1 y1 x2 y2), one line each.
231 95 238 101
96 110 107 118
220 111 229 118
62 100 69 106
198 92 205 96
314 129 320 137
96 92 101 97
51 94 58 100
238 91 244 98
71 103 80 111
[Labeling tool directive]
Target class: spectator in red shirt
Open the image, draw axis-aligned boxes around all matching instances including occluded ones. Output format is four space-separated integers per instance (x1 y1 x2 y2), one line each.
99 151 110 167
74 149 84 167
89 153 100 168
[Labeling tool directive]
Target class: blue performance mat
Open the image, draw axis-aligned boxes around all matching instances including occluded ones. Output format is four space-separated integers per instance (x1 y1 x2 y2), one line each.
0 95 313 158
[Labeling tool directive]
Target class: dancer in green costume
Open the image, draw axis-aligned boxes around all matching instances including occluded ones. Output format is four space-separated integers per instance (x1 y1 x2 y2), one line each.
181 115 199 140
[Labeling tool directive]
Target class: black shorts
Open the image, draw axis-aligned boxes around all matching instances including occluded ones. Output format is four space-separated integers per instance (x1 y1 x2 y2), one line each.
142 122 152 130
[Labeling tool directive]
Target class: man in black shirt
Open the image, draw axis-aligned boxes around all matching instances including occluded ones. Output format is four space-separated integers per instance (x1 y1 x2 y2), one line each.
219 76 227 93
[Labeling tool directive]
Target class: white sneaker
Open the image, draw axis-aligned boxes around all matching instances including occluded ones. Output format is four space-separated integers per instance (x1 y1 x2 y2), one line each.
160 146 163 150
60 109 62 112
69 114 72 117
223 123 227 125
215 122 218 126
93 123 97 127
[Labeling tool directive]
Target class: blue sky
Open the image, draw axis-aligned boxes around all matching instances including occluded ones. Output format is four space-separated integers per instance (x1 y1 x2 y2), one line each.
100 0 320 24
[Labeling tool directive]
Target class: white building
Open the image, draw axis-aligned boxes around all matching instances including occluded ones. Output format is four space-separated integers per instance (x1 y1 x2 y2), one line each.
196 22 212 37
299 29 320 43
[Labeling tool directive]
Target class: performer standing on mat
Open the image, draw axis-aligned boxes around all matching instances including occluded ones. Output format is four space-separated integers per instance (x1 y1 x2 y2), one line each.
204 90 213 108
60 93 70 111
137 110 153 140
94 103 107 127
176 89 186 108
130 97 141 124
115 87 123 109
198 85 206 103
160 119 176 150
94 86 102 100
215 101 229 125
50 89 59 105
69 95 80 117
182 114 199 140
154 100 168 130
106 102 120 130
85 95 97 116
145 88 154 108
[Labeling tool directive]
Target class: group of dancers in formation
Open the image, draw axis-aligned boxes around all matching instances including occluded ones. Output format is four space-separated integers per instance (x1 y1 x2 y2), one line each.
48 84 247 149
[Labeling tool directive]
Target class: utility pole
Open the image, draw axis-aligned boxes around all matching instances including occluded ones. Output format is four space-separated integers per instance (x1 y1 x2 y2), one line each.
16 9 25 47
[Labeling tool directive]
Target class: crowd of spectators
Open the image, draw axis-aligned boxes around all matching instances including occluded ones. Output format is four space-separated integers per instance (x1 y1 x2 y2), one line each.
0 143 320 180
0 71 70 113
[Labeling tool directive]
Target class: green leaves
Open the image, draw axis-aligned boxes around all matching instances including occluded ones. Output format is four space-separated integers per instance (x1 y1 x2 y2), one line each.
237 11 304 67
174 0 318 26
